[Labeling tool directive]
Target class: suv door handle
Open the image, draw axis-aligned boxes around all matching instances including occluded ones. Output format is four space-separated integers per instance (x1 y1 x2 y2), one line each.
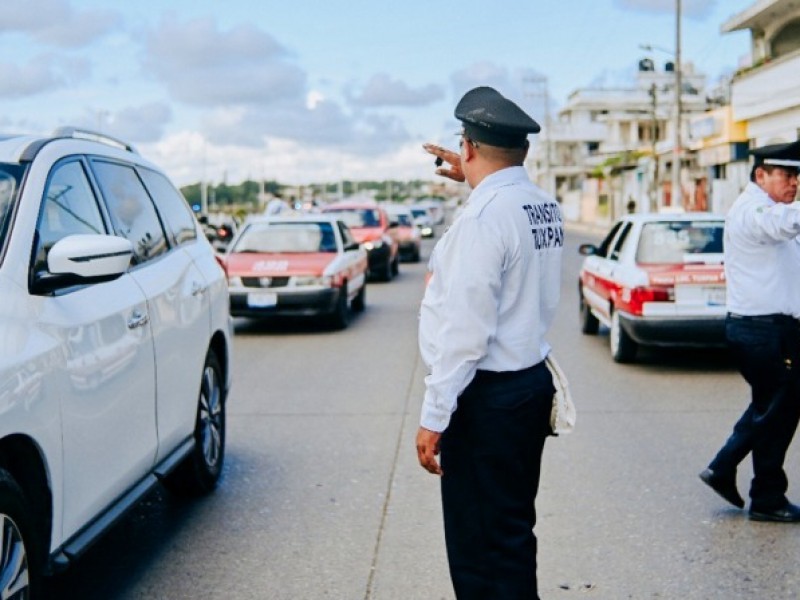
127 310 150 330
191 281 206 297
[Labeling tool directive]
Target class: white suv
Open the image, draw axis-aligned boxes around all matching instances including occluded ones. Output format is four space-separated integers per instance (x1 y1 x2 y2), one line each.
0 127 232 597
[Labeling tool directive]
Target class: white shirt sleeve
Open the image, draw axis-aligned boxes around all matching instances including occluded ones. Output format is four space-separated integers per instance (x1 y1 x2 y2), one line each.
419 213 505 432
735 187 800 244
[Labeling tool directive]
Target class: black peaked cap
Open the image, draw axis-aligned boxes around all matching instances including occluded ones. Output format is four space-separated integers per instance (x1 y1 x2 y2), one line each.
750 139 800 169
455 86 540 148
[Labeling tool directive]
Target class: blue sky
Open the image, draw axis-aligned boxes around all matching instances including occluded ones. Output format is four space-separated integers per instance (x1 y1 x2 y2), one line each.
1 0 756 186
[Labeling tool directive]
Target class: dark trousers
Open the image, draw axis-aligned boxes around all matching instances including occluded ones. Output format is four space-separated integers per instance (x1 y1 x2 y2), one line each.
709 314 800 510
440 361 554 600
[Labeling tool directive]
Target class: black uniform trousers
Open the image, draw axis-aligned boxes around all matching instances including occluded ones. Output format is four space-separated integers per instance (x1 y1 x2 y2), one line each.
440 361 554 600
709 314 800 510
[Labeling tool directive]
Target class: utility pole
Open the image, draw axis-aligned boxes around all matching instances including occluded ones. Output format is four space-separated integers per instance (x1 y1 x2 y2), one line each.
649 83 660 212
672 0 683 208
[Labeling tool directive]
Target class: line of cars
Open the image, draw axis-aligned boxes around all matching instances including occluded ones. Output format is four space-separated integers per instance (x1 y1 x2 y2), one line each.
578 212 727 363
217 199 436 329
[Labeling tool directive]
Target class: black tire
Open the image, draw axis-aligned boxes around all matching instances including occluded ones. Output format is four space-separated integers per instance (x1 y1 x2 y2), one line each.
329 287 350 330
379 257 393 282
391 254 399 276
579 291 599 335
610 310 637 363
352 283 366 313
0 469 41 599
163 351 226 496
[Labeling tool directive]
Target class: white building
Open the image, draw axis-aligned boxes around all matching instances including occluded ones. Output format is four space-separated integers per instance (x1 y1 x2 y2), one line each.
531 59 708 225
722 0 800 146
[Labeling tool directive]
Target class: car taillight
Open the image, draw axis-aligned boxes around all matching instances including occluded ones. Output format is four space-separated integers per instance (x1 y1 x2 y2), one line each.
626 286 671 315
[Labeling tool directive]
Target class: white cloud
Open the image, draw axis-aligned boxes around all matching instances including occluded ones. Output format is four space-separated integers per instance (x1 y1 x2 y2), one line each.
107 103 173 143
306 90 325 110
0 0 120 47
349 74 444 108
142 131 441 188
144 16 306 107
0 55 64 98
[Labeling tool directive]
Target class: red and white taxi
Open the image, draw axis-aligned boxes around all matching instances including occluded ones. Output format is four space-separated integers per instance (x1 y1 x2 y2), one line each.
321 200 400 281
578 212 727 363
222 215 368 329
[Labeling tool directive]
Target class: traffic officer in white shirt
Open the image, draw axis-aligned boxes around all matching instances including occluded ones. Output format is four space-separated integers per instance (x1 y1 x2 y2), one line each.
700 139 800 522
416 86 563 599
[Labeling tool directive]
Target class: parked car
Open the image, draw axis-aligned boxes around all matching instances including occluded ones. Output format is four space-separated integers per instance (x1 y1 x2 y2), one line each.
321 200 399 281
578 212 726 363
409 204 435 238
384 204 421 262
0 127 232 596
223 215 368 328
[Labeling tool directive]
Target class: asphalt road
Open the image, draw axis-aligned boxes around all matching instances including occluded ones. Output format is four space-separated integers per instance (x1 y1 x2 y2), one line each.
45 221 800 599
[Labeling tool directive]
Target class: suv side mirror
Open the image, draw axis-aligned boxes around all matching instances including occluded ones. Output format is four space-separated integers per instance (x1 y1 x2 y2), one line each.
32 234 133 294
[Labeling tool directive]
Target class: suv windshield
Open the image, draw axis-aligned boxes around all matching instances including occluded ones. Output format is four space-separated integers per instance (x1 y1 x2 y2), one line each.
636 221 725 264
0 164 27 263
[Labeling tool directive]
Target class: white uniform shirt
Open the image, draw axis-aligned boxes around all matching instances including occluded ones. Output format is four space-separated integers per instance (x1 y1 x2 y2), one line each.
725 181 800 318
418 166 563 432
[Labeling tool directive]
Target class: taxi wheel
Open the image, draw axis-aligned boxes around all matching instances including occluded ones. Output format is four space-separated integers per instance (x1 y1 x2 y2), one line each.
579 292 599 335
330 287 351 329
0 470 41 599
163 351 226 496
352 283 366 312
610 310 637 363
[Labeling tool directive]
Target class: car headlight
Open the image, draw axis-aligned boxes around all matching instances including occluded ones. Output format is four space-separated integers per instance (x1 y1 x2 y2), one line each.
228 276 243 287
364 240 384 251
293 275 332 287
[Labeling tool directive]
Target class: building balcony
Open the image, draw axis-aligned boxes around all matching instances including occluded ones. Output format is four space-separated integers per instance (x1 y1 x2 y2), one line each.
730 50 800 122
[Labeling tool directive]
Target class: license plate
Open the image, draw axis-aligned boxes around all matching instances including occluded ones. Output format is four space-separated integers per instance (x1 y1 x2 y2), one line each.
675 285 726 306
247 292 277 308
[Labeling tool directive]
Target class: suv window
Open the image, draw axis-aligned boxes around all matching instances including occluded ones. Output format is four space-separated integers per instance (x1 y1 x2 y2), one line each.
92 160 168 264
139 168 198 247
33 160 106 273
0 164 26 262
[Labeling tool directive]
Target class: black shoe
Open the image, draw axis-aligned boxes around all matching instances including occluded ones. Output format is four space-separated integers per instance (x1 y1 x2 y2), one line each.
699 468 745 509
749 502 800 522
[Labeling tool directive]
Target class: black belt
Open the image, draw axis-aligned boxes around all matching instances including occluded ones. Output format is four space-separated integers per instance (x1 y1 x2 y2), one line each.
728 312 800 326
473 360 546 383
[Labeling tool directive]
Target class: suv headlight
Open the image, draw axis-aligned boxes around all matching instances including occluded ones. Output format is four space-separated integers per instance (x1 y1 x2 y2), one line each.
228 276 243 287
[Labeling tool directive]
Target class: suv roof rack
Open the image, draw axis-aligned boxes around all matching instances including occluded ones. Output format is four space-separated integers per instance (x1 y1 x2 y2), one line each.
51 126 139 155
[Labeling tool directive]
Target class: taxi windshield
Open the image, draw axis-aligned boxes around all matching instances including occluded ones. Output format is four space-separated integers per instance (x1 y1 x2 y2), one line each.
0 164 26 264
392 213 413 227
326 209 380 228
233 221 337 253
636 221 725 264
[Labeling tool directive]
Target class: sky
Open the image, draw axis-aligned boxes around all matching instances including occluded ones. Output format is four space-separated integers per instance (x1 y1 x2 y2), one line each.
0 0 758 187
